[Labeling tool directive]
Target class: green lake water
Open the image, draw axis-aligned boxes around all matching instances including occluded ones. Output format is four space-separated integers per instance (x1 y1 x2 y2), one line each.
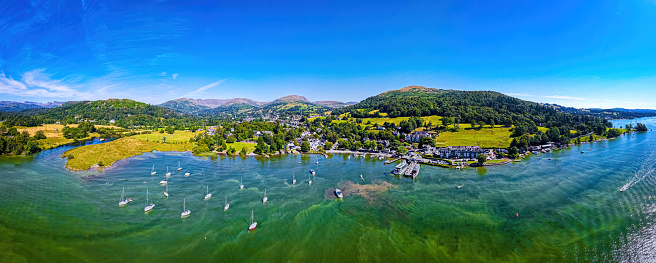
1 117 656 262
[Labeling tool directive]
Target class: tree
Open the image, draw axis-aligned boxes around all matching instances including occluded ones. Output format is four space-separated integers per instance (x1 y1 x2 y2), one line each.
8 127 19 136
419 136 436 148
254 137 269 154
589 135 594 142
239 146 248 156
227 147 236 155
477 154 487 164
636 123 648 132
324 141 333 150
397 146 408 154
34 131 46 140
301 141 310 152
192 144 210 154
226 136 236 143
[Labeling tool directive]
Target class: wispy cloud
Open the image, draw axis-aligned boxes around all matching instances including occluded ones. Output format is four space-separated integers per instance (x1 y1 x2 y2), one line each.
542 95 586 101
172 73 179 80
0 69 90 98
181 79 227 98
158 72 167 76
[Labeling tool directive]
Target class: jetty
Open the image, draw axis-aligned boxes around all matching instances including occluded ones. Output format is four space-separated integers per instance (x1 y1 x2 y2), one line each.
385 157 402 165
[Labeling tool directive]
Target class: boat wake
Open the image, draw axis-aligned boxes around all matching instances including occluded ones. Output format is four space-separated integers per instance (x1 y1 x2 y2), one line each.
620 151 656 192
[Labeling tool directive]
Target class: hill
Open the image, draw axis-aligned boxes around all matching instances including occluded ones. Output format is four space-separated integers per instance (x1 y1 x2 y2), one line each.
34 99 179 125
332 85 611 135
312 101 358 108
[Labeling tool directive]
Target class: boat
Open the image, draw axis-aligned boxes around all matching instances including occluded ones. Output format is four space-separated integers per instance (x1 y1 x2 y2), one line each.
224 196 230 211
184 171 190 177
292 173 296 185
360 174 364 180
457 185 463 189
118 187 132 206
159 178 167 185
378 156 384 160
166 167 171 177
309 174 312 185
204 185 212 200
310 169 315 176
163 183 169 198
335 189 343 198
620 186 628 192
99 138 105 141
248 210 257 231
392 161 408 175
262 188 268 203
181 198 191 218
151 165 156 175
240 177 244 190
177 161 182 171
144 189 155 212
581 151 584 154
410 163 420 179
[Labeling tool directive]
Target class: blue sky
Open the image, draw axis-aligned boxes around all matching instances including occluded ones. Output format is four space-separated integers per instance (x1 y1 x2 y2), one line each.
1 0 655 109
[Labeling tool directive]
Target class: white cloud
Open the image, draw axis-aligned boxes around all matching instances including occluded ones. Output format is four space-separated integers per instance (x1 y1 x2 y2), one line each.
172 73 179 80
158 72 167 76
181 79 227 98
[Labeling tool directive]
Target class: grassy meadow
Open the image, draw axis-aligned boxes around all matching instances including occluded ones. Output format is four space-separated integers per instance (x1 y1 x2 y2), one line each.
62 137 194 171
132 130 197 143
435 124 513 148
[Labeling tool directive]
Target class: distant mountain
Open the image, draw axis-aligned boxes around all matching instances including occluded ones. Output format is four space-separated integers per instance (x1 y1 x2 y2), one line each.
548 105 656 120
312 101 358 108
161 95 351 115
0 101 67 112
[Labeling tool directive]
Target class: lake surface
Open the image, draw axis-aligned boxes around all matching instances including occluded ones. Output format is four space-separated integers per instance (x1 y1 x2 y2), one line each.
1 117 655 262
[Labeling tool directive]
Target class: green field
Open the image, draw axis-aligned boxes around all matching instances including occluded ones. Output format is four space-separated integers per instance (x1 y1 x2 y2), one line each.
132 130 196 143
62 137 194 171
435 124 513 148
358 115 443 126
226 142 257 154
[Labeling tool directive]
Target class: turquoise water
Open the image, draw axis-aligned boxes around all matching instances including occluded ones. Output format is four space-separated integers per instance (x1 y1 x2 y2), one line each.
1 118 655 262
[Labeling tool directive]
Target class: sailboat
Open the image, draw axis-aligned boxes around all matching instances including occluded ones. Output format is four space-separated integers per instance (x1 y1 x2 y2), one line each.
248 210 257 231
262 188 268 203
310 169 315 176
166 166 171 177
184 171 190 177
204 185 212 200
360 174 364 180
151 165 156 175
177 161 182 171
159 177 167 185
308 174 312 185
118 187 131 206
240 177 244 190
292 173 296 185
224 195 230 211
144 189 155 212
181 198 191 218
163 183 169 198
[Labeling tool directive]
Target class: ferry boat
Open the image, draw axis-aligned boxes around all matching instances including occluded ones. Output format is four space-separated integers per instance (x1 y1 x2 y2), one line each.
392 161 408 175
410 164 420 179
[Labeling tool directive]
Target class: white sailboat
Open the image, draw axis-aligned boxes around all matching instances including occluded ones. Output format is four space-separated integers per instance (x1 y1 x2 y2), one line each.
262 188 268 203
204 185 212 200
163 183 169 198
177 161 182 171
309 174 312 185
224 195 230 211
292 173 296 185
118 187 131 206
151 165 156 175
360 174 364 180
159 178 167 185
181 198 191 218
184 171 190 177
144 189 155 212
240 177 244 190
166 166 171 177
248 210 257 231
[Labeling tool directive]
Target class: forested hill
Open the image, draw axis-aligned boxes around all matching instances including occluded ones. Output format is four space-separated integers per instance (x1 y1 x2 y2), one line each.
332 86 612 134
29 99 179 125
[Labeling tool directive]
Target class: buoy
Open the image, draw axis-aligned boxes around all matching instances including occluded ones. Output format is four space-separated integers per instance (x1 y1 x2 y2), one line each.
515 213 518 218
